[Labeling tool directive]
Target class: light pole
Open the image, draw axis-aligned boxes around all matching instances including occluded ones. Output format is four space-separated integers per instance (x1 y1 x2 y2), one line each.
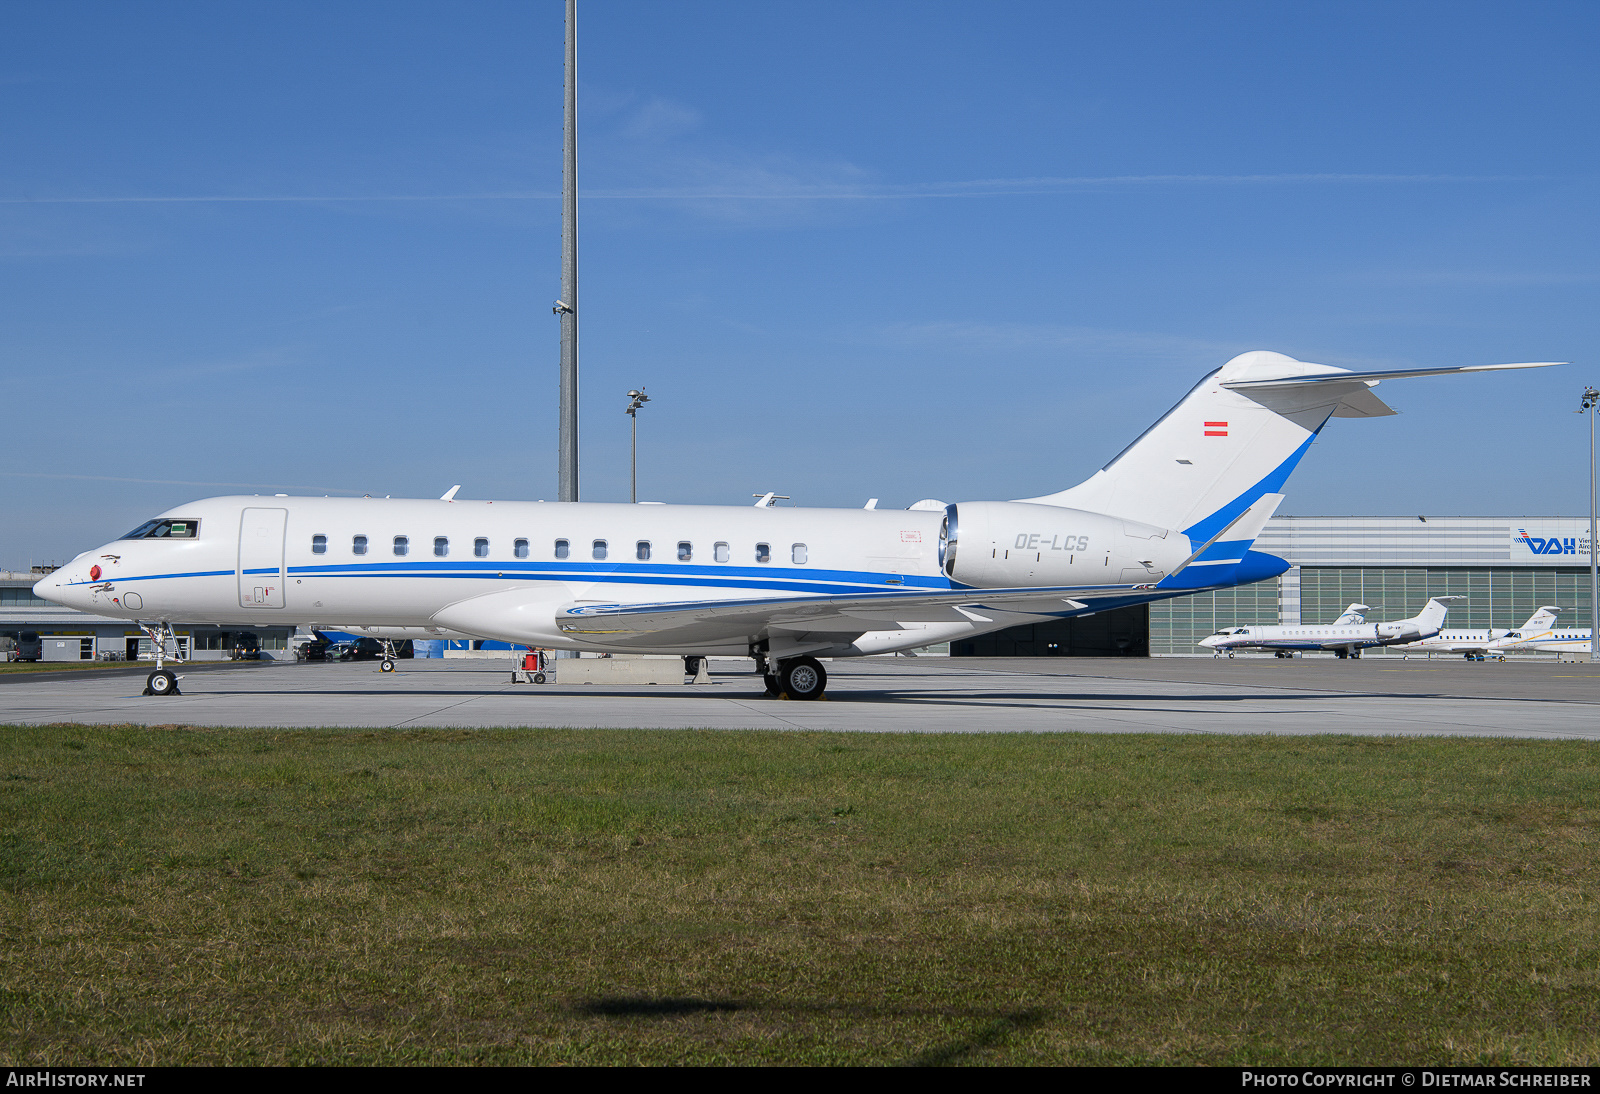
1584 387 1599 661
626 388 650 504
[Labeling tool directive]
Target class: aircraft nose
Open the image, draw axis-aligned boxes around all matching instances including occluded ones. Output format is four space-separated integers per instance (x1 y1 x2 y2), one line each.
32 569 66 604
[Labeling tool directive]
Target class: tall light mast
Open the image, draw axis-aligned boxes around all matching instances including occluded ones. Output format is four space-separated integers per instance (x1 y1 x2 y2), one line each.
556 0 579 502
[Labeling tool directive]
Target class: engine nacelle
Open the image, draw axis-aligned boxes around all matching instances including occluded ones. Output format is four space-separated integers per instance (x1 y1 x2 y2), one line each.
942 501 1191 589
1377 622 1421 642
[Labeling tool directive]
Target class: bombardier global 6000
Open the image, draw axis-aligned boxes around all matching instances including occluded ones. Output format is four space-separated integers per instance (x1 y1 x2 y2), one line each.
36 351 1557 699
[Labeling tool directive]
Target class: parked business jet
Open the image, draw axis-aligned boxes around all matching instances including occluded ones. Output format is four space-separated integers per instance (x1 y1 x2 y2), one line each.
1490 607 1593 655
1386 607 1557 660
35 351 1556 698
1199 596 1465 658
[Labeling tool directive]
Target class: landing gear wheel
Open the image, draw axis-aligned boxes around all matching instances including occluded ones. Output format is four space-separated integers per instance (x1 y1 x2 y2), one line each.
380 659 395 672
145 670 178 696
762 672 781 697
779 657 827 701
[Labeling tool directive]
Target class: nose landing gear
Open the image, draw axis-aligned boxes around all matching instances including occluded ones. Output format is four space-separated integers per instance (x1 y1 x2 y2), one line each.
138 621 184 696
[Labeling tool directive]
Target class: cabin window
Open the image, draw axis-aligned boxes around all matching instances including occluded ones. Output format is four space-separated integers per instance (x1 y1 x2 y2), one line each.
755 542 771 563
555 539 569 560
514 538 529 559
714 542 730 563
353 535 367 556
312 534 327 555
636 540 651 561
393 535 409 557
677 541 692 561
593 539 608 560
434 536 449 558
792 543 808 564
474 537 489 558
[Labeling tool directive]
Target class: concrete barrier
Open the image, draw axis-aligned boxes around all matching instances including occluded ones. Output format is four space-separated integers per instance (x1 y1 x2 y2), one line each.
550 656 685 685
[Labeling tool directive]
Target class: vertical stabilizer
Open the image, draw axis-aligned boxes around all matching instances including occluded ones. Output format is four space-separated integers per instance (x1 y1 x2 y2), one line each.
1332 604 1370 625
1411 596 1465 634
1522 606 1560 632
1019 351 1394 541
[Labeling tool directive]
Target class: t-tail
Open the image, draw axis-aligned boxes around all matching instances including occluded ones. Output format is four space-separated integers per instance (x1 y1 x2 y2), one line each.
1015 351 1560 590
1522 605 1560 633
1382 596 1465 643
1332 604 1371 625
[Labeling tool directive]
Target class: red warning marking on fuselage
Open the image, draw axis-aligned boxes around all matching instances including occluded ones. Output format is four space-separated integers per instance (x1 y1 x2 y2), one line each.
1204 420 1229 437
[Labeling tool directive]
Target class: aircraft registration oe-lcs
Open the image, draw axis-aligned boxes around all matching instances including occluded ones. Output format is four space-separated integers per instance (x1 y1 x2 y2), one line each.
1490 607 1594 655
1198 596 1465 659
35 351 1558 699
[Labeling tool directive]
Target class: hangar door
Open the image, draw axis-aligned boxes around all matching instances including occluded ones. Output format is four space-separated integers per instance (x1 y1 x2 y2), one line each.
238 508 287 609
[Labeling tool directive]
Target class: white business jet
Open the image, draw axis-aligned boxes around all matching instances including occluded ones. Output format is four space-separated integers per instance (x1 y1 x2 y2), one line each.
1386 606 1560 660
35 351 1556 699
1198 596 1465 658
1490 607 1593 655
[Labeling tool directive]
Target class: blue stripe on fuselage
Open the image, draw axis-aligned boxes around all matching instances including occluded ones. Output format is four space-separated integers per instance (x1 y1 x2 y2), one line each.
63 559 955 598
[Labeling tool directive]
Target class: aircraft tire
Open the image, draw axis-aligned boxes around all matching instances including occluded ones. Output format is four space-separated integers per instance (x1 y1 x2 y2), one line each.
380 659 395 672
780 657 827 701
146 670 178 696
762 672 781 697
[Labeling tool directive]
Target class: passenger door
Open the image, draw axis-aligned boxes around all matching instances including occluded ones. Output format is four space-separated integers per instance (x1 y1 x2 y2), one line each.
238 508 287 609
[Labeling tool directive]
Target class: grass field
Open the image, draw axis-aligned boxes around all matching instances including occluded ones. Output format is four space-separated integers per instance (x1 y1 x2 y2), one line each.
2 724 1597 1066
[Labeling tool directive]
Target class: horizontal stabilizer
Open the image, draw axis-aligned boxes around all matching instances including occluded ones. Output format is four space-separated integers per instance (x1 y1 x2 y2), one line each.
1222 361 1562 390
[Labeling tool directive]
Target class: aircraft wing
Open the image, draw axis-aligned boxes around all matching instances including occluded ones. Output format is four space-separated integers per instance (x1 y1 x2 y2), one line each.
554 583 1164 644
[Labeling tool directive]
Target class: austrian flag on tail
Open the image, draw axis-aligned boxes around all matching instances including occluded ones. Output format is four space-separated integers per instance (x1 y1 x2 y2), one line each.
1204 421 1228 437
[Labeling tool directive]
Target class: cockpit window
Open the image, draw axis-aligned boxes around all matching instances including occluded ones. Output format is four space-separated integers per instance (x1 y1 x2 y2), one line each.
121 518 200 540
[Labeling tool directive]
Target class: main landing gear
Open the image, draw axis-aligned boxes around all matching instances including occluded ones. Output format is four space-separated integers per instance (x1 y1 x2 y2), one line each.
753 648 828 700
138 621 183 696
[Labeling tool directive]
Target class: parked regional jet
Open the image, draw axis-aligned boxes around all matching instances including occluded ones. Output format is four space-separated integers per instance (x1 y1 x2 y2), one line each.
1490 607 1593 655
1199 596 1465 658
35 351 1556 698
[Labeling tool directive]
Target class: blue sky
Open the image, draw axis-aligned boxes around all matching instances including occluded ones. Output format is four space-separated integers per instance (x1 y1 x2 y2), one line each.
2 1 1596 567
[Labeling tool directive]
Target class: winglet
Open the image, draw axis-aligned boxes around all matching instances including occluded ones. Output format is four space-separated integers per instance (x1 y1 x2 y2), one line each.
440 485 462 502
